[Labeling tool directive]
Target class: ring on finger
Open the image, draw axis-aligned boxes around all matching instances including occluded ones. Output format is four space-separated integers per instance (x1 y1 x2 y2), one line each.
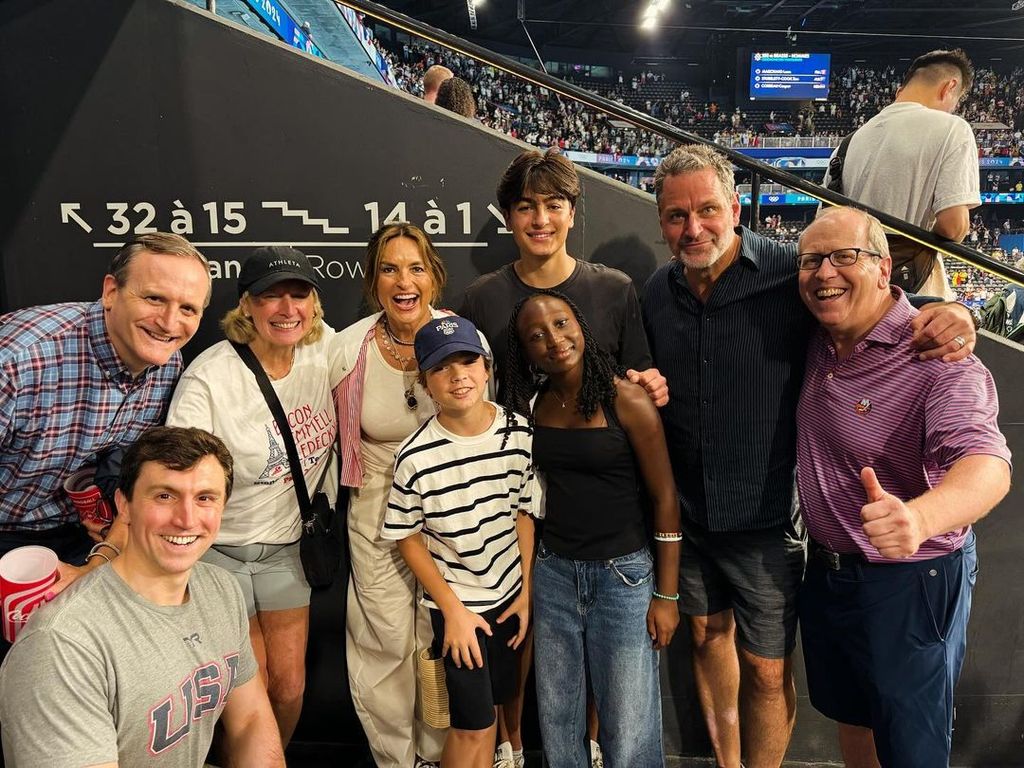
954 335 967 349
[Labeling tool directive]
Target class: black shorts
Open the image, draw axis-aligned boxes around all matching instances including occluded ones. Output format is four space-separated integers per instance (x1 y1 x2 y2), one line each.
679 516 806 658
429 594 520 731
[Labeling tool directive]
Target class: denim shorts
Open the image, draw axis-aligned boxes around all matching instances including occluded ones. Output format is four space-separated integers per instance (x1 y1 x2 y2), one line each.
799 532 977 768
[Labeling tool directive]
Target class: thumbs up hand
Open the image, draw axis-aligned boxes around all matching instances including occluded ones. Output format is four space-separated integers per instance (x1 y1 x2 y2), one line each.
859 467 928 559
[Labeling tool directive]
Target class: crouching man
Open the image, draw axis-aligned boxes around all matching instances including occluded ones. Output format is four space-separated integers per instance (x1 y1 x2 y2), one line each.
0 426 285 767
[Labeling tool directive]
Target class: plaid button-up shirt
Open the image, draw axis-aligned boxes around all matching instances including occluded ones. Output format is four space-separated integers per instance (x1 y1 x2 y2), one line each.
0 301 182 531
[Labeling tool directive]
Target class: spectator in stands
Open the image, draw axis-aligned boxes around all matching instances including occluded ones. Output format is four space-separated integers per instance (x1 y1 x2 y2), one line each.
335 223 467 768
823 49 980 300
642 144 977 768
435 76 476 118
422 64 453 104
0 233 211 653
0 426 286 767
166 247 343 748
794 206 1011 767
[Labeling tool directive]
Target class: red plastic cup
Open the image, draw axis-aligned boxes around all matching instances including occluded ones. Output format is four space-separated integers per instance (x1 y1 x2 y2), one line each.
0 546 59 643
64 468 114 527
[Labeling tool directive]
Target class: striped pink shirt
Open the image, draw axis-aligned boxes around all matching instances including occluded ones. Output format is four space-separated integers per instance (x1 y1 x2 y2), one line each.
796 289 1011 563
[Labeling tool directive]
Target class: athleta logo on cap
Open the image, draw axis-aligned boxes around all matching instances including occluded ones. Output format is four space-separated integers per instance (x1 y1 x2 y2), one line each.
436 320 459 336
854 398 872 415
268 259 302 269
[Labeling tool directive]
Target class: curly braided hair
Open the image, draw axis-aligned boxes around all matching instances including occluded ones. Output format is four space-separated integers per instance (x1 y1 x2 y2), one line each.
501 290 623 423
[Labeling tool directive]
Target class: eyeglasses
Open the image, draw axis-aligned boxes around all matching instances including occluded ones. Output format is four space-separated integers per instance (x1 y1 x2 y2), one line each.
796 247 881 271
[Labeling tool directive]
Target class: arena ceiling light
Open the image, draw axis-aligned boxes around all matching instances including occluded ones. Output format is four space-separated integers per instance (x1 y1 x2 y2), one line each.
641 0 670 31
466 0 479 30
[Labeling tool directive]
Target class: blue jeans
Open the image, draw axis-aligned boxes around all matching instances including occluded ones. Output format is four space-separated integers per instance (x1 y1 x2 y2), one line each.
533 543 664 768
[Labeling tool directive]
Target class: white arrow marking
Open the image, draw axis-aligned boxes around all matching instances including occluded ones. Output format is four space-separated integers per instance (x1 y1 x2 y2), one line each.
60 203 92 233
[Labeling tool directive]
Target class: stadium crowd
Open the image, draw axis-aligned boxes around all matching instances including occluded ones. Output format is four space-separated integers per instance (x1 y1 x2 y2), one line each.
368 34 1024 309
380 36 1024 156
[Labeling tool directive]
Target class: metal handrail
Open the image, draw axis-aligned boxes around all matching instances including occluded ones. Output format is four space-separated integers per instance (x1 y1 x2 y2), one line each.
335 0 1023 286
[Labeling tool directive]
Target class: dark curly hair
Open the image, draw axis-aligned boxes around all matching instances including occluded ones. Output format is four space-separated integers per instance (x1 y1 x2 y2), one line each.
502 289 623 423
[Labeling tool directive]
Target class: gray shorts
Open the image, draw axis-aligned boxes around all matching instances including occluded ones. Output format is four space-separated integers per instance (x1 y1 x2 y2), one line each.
679 516 806 659
202 541 310 618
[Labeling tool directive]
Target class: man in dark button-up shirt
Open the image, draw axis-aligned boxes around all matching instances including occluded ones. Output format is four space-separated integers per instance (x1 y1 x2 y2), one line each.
642 144 977 768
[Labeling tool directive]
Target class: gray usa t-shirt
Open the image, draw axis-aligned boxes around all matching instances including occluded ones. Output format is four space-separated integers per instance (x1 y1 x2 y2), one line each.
0 561 256 768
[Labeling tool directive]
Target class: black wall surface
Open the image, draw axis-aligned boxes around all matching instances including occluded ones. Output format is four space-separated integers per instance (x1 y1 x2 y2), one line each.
1 0 1021 763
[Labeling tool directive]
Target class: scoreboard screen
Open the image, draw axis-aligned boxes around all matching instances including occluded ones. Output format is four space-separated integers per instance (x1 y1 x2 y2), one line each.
749 52 831 101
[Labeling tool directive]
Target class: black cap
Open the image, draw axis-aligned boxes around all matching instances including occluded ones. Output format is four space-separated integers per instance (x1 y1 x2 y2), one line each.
238 246 321 297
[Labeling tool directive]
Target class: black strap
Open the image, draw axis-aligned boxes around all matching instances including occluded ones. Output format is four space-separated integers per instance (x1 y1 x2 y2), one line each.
826 130 857 195
230 342 315 524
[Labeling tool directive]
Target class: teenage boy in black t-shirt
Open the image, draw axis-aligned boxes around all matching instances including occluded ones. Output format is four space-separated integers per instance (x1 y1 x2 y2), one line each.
459 148 667 406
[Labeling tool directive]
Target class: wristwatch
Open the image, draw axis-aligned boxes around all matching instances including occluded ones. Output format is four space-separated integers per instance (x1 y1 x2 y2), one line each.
957 301 984 329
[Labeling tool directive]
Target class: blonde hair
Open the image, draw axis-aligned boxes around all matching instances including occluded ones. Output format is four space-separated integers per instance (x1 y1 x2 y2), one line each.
220 291 325 345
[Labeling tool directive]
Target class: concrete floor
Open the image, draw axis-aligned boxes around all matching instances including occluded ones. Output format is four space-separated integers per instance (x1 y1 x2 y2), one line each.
284 746 847 767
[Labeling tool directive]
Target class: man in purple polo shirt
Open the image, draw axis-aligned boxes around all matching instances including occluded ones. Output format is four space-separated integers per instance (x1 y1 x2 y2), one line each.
794 206 1011 768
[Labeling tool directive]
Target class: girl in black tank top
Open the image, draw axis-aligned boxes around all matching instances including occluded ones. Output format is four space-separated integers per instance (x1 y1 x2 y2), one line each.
504 290 682 767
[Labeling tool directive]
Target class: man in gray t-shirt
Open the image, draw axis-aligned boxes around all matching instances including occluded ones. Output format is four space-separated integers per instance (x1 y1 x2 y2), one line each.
0 427 283 768
823 49 981 300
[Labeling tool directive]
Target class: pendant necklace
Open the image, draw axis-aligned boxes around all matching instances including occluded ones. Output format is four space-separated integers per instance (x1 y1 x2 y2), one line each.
550 389 575 410
379 322 419 411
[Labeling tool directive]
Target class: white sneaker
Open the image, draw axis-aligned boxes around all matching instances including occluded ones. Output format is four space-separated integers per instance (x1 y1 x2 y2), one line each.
494 740 524 768
590 740 604 768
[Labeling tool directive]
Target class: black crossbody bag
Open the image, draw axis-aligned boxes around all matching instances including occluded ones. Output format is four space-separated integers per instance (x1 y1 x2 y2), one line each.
231 342 343 589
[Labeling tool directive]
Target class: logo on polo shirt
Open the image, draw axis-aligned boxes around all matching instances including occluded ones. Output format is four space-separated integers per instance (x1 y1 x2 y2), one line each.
854 398 872 415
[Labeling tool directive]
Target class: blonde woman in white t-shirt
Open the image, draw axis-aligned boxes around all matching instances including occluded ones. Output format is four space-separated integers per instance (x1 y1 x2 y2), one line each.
167 246 344 749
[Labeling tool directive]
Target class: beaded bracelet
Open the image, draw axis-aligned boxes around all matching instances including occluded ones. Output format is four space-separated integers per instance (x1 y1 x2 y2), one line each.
653 532 683 542
92 541 121 558
653 590 680 601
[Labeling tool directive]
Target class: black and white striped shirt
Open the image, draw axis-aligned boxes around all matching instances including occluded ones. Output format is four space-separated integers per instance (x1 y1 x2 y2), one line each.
382 406 539 612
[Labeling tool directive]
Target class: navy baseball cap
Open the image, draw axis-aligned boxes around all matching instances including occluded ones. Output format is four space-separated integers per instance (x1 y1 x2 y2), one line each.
238 246 321 297
415 316 489 371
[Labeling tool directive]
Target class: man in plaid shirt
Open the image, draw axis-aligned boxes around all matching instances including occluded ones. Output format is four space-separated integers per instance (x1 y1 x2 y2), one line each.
0 233 211 599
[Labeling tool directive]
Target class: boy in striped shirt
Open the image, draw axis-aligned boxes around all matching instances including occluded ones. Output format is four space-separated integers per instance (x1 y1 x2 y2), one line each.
383 316 538 768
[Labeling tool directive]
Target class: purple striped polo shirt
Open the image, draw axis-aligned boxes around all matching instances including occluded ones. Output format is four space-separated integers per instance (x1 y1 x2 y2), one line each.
796 288 1011 563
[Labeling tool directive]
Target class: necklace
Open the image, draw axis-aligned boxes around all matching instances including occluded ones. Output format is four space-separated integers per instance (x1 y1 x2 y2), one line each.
550 389 576 409
258 347 295 381
378 323 418 410
383 317 415 347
